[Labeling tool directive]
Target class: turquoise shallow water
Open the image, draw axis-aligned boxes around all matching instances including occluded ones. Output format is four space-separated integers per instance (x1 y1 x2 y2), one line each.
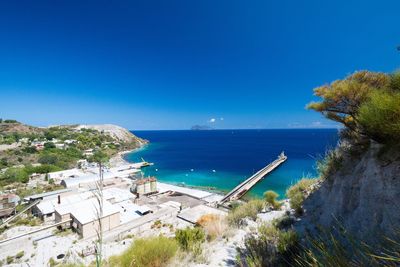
126 129 339 199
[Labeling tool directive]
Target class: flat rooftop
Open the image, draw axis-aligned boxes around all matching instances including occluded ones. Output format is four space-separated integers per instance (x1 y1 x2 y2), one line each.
177 204 227 224
157 182 214 199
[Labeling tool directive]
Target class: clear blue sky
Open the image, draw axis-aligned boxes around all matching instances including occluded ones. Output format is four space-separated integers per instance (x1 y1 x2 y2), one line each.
0 1 399 130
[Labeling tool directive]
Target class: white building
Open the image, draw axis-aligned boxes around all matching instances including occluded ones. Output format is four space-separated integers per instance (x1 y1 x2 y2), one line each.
60 168 140 188
33 188 135 222
55 198 120 238
47 168 88 183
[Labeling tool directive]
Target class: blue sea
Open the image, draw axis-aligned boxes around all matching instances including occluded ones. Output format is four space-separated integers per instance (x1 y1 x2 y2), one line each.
125 129 339 199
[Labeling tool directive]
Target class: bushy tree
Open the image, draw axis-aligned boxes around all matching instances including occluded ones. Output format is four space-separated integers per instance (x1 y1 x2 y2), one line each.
89 150 109 163
308 70 400 144
307 71 389 133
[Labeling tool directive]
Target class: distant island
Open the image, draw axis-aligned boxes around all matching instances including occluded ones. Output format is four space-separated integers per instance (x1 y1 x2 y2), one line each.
190 125 213 130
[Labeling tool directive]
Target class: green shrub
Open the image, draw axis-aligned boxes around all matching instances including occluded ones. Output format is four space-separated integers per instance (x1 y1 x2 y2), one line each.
48 257 57 267
175 227 205 252
108 236 178 267
15 251 25 259
227 199 265 227
286 178 316 215
14 216 41 226
6 256 14 264
151 220 162 229
0 167 29 185
358 90 400 144
23 146 38 153
44 142 56 149
263 190 282 210
38 147 83 169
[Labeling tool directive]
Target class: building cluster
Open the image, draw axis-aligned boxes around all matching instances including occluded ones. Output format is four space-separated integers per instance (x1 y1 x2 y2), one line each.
28 187 151 238
1 161 226 241
9 163 163 238
20 163 155 238
30 138 77 150
0 194 20 218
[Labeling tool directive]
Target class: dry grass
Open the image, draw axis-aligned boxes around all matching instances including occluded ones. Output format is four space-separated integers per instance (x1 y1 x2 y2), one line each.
196 214 228 241
106 236 178 267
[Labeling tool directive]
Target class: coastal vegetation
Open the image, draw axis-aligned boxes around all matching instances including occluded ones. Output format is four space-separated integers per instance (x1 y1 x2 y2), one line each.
227 199 265 227
175 227 206 261
236 223 298 267
286 178 316 215
107 236 178 267
263 190 282 210
175 227 206 253
293 228 400 266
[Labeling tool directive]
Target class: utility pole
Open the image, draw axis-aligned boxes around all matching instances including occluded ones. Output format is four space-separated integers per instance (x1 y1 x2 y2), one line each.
95 161 104 267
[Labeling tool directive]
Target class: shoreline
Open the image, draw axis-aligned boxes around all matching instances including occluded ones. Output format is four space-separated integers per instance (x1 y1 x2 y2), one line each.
110 145 226 199
109 143 149 167
109 150 132 167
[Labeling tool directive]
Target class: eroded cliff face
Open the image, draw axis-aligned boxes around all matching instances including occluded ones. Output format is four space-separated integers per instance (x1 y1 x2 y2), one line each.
297 142 400 243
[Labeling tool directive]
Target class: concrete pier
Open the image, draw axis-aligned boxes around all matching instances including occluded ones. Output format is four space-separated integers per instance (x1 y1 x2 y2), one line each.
219 152 287 204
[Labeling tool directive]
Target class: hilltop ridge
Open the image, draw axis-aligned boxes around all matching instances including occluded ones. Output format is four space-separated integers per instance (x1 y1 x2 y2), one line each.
75 124 147 146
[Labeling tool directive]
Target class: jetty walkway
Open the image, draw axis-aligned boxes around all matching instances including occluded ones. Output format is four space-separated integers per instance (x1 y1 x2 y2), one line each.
219 152 287 204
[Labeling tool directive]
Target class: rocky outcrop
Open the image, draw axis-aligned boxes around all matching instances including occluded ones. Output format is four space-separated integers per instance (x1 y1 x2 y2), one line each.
75 124 147 146
297 143 400 244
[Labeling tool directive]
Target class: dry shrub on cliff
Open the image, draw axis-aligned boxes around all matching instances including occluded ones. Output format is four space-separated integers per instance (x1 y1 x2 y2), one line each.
227 199 265 227
196 214 227 241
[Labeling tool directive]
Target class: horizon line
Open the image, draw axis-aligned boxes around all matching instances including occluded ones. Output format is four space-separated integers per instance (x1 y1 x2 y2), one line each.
131 127 341 131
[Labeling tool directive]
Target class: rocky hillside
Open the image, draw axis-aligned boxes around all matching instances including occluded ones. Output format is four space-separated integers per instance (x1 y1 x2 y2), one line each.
0 122 43 135
0 121 147 170
297 143 400 243
75 124 147 147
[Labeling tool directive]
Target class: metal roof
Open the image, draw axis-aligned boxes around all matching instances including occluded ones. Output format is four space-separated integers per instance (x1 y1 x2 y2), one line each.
24 188 73 201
